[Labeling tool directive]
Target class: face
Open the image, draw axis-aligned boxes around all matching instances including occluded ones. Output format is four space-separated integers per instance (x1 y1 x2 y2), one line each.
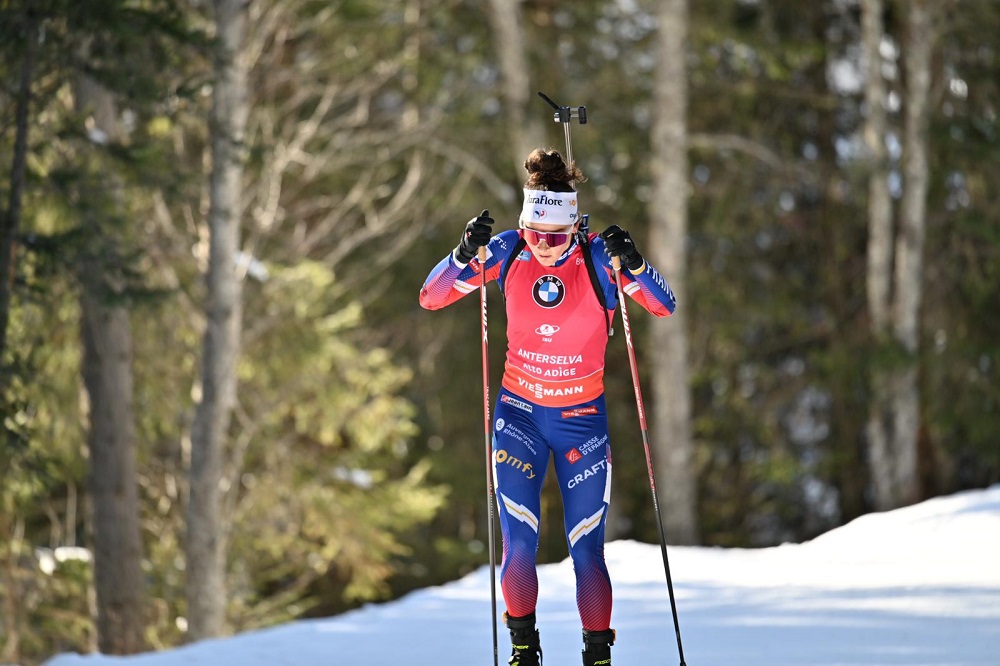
521 220 579 266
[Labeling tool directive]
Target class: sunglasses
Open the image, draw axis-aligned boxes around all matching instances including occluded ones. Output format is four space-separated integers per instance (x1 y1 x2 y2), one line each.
520 221 577 246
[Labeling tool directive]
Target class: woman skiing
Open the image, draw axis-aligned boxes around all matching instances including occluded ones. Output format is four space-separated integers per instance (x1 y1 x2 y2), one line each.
419 148 676 666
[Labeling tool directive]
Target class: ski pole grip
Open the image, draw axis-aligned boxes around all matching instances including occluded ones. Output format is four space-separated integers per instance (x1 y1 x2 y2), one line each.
478 246 487 263
612 256 621 272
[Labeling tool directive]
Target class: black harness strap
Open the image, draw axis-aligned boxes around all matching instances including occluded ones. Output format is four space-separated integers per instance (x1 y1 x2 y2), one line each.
500 236 527 295
580 231 614 337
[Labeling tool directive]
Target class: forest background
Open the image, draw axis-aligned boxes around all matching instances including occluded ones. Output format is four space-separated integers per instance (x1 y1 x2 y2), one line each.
0 0 997 662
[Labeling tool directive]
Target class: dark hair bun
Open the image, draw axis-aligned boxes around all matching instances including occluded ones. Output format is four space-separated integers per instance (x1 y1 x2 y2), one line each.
523 148 585 192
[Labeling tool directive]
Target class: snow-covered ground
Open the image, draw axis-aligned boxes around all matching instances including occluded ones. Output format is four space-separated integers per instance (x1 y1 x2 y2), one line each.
46 485 1000 666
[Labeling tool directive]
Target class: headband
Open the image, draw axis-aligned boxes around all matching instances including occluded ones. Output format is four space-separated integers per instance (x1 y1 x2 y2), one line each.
520 189 578 227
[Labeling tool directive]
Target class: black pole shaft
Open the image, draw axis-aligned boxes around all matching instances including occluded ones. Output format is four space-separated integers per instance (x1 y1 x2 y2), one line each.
612 259 687 666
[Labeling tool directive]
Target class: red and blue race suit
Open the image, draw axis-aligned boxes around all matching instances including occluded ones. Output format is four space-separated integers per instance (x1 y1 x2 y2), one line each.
419 228 675 631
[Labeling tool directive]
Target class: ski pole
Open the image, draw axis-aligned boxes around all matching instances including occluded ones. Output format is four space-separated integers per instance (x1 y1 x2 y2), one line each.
611 256 688 666
478 245 499 666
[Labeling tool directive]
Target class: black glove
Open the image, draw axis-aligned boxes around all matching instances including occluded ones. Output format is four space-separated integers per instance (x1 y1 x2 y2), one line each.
454 209 494 264
599 224 644 272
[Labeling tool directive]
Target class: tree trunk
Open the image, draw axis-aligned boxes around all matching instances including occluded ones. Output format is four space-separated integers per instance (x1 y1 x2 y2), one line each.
487 0 545 177
862 0 893 336
887 0 933 508
80 286 146 653
0 6 35 368
894 0 933 365
185 0 249 640
1 517 23 662
73 72 147 653
866 0 934 510
860 0 895 509
647 0 698 544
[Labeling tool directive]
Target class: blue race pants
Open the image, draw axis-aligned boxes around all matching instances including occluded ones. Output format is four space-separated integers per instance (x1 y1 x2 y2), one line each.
492 387 613 631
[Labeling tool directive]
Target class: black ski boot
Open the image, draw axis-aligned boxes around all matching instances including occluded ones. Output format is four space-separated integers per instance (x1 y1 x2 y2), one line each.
581 628 615 666
505 612 542 666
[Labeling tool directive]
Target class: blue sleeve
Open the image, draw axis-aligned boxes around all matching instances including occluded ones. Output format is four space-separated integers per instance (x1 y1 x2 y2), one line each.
590 234 676 317
419 229 521 310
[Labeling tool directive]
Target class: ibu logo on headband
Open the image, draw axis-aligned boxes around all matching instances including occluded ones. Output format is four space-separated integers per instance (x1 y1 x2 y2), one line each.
521 189 578 226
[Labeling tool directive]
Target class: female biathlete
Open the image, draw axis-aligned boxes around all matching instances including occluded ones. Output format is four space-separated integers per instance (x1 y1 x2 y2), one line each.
419 148 676 666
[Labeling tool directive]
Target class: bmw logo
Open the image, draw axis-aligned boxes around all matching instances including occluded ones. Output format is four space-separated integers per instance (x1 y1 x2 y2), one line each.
533 275 565 308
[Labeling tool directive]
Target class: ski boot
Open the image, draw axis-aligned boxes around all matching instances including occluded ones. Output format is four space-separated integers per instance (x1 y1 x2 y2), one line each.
504 611 542 666
581 628 615 666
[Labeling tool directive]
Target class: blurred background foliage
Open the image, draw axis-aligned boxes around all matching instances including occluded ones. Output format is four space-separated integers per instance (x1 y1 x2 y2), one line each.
0 0 997 661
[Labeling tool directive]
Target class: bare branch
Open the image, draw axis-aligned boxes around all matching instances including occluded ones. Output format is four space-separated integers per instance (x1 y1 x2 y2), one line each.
689 132 814 180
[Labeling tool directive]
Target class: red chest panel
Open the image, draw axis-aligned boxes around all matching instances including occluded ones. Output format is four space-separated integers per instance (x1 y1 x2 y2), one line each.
502 244 610 406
